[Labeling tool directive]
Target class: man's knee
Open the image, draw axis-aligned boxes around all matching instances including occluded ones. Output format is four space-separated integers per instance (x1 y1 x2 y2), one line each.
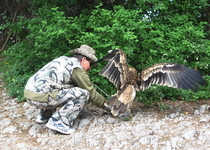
58 87 90 101
73 87 90 101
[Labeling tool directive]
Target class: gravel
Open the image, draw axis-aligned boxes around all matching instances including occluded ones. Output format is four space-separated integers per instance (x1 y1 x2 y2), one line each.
0 80 210 150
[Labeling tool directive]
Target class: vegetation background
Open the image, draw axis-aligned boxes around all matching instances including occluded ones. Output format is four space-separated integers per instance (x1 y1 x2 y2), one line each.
0 0 209 105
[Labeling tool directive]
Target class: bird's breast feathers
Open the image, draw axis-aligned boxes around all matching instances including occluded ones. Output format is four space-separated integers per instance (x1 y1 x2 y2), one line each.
118 85 136 105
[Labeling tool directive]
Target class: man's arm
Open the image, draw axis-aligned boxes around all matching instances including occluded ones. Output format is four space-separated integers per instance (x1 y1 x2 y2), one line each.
71 68 107 108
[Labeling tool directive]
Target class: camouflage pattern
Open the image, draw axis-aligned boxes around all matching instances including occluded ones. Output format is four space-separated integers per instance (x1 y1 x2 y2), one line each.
25 56 82 94
69 44 98 62
25 56 89 126
26 87 89 126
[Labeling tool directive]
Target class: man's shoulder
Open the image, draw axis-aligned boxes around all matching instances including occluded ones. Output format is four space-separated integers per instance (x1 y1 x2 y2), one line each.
73 68 85 74
55 56 73 60
53 56 79 64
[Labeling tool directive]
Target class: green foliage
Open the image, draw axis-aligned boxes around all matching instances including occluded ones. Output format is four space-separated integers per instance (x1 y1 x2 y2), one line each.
86 4 142 51
135 75 210 105
0 7 76 102
135 86 165 106
158 104 171 112
0 1 209 104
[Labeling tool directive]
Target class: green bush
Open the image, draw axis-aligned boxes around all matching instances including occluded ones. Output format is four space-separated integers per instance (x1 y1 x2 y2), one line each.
0 7 75 102
0 2 209 103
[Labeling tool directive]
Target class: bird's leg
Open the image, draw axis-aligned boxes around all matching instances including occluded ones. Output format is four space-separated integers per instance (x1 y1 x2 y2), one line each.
116 110 133 121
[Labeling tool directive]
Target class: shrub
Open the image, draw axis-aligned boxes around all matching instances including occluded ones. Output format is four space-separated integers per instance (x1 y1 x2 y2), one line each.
0 3 209 103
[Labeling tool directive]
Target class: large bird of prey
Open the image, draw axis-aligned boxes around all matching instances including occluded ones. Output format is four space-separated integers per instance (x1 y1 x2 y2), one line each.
96 49 206 117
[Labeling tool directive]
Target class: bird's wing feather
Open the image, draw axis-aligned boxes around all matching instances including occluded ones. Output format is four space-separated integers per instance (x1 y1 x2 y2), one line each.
99 49 128 90
139 63 206 91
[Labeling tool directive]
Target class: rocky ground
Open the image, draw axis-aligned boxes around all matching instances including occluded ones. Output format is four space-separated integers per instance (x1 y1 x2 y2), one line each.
0 75 210 150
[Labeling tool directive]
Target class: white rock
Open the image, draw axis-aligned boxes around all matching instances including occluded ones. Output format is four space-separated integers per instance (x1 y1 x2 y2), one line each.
194 109 200 115
2 126 17 133
199 118 208 123
169 112 179 119
181 130 196 140
170 136 180 148
199 105 207 114
29 124 42 136
139 136 148 145
88 138 98 147
98 118 106 123
0 118 12 127
16 143 30 149
22 102 31 108
106 117 116 123
78 118 90 130
4 106 17 111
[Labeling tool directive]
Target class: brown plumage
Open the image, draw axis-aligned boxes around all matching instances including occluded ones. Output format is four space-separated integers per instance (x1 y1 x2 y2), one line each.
96 49 206 117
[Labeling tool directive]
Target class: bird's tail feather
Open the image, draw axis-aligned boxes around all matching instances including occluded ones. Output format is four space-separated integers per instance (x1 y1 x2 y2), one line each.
105 96 128 116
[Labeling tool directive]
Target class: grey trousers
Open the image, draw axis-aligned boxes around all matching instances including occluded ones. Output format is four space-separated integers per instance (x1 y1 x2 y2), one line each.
27 87 89 126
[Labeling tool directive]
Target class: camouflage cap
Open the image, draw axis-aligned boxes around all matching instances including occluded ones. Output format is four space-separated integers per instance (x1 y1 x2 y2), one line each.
69 45 98 62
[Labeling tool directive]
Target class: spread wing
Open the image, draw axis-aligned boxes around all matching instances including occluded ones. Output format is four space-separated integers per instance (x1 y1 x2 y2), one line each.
139 63 206 92
99 49 128 90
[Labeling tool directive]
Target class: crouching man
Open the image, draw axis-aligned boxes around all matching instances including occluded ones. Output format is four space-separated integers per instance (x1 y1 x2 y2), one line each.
24 45 108 134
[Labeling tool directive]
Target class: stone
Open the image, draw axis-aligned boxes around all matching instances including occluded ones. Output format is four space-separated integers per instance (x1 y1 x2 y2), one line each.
194 109 200 115
22 102 31 108
2 126 17 133
29 124 43 136
106 117 116 123
98 118 106 123
78 118 90 130
0 118 12 127
170 136 180 148
181 130 196 140
169 112 179 119
199 105 207 114
200 118 208 123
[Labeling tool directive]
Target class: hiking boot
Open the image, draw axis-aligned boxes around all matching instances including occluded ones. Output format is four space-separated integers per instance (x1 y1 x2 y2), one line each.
46 117 75 134
36 115 50 124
